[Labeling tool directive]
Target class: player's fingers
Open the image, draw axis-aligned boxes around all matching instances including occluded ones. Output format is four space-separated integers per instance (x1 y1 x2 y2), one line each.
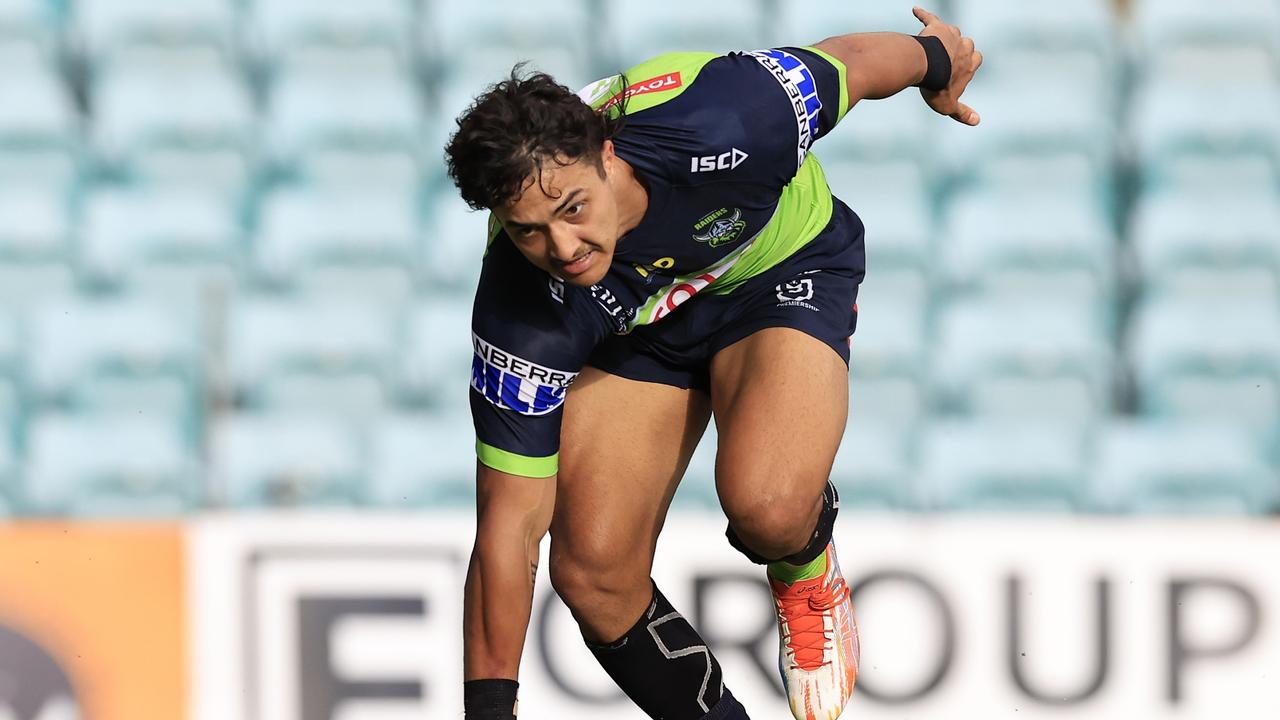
913 6 940 26
972 49 984 71
961 36 975 54
951 102 980 126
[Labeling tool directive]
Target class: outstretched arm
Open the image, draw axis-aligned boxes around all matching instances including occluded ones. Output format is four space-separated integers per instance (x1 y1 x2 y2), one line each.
813 6 983 125
463 463 555 715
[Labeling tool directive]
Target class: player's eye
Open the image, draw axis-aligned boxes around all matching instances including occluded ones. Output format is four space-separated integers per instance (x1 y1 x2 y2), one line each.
565 202 585 217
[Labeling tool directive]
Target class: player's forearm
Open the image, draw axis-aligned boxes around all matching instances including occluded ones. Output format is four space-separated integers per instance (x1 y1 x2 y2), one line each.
463 465 556 681
463 530 539 680
813 32 928 103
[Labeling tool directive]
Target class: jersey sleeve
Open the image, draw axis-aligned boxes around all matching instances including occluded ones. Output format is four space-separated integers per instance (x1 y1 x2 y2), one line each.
674 47 850 185
469 234 608 478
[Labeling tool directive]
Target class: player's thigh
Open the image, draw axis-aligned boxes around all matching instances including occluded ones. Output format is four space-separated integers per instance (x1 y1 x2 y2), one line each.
709 327 847 517
553 366 711 573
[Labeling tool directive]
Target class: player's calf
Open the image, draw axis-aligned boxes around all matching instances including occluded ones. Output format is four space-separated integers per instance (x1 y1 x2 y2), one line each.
586 582 750 720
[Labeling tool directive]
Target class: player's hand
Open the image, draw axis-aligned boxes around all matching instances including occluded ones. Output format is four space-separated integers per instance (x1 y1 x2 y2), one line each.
913 6 982 126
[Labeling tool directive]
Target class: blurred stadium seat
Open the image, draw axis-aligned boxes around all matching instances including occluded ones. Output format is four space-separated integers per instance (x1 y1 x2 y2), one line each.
211 412 364 507
249 0 415 68
940 187 1116 308
82 184 243 297
1090 420 1279 514
92 47 255 183
918 420 1090 511
0 423 14 516
265 52 425 182
830 420 917 510
848 300 929 428
0 184 76 307
228 297 399 417
24 413 196 516
1129 186 1280 300
72 0 238 63
932 295 1113 423
399 298 474 409
772 0 934 45
27 297 203 426
603 0 764 67
255 184 418 299
366 413 477 507
1131 0 1280 59
1128 296 1280 427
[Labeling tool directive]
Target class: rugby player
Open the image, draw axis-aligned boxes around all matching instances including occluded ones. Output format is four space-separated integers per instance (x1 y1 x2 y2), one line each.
447 8 981 720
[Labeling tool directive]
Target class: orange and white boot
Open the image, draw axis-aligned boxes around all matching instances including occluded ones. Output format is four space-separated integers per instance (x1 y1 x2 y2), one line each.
768 542 859 720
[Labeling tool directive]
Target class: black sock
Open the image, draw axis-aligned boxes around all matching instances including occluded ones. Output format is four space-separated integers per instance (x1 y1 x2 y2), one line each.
586 582 750 720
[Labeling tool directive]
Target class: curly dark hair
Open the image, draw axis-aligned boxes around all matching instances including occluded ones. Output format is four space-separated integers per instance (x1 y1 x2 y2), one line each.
445 66 626 210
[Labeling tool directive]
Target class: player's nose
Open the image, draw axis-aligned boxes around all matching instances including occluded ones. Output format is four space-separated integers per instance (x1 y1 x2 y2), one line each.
546 224 580 262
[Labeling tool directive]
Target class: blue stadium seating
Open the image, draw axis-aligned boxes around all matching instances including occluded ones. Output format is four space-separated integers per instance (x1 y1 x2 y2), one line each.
24 413 196 516
940 187 1116 309
1129 297 1280 427
81 185 243 297
917 420 1090 511
1090 420 1279 514
603 0 764 68
821 158 933 276
366 413 477 507
830 420 916 510
1129 186 1280 300
848 300 929 428
27 298 202 426
212 412 365 507
399 299 474 409
769 0 937 48
1131 0 1280 59
249 0 414 69
423 190 488 290
0 0 1273 516
228 298 399 417
255 184 418 300
91 48 255 176
954 0 1117 63
266 54 425 178
72 0 238 63
932 296 1112 423
0 185 76 307
1130 79 1280 191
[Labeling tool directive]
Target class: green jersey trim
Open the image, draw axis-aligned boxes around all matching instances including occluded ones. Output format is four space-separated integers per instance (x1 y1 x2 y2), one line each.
802 45 850 122
580 52 720 118
477 440 558 478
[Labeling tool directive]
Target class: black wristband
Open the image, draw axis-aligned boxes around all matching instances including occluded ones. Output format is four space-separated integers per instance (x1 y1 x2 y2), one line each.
464 679 519 719
913 34 952 92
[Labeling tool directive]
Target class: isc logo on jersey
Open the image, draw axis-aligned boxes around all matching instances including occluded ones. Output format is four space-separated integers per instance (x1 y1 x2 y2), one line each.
471 334 578 416
690 147 749 173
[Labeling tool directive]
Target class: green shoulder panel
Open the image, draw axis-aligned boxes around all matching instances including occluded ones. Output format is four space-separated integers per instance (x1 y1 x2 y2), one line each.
579 52 720 119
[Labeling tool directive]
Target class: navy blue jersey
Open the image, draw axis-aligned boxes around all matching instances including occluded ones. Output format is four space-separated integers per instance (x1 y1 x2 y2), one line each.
470 47 854 477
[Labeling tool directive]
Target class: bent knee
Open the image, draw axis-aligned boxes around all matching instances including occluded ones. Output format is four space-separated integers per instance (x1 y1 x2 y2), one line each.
548 539 649 610
720 478 824 551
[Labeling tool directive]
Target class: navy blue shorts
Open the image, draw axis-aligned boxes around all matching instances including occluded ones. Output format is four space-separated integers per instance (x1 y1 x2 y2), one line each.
588 200 865 393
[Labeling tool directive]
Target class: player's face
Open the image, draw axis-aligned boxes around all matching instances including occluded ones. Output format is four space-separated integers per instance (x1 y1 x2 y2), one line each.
496 144 622 287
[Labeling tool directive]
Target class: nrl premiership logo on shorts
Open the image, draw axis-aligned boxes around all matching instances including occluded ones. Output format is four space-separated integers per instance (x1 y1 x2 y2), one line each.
692 207 746 247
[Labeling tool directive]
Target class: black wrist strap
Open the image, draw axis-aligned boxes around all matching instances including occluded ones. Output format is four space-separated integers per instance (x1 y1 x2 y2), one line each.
913 34 952 92
464 679 519 719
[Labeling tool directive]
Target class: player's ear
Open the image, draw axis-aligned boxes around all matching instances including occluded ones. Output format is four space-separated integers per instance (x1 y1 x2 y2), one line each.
599 139 616 175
